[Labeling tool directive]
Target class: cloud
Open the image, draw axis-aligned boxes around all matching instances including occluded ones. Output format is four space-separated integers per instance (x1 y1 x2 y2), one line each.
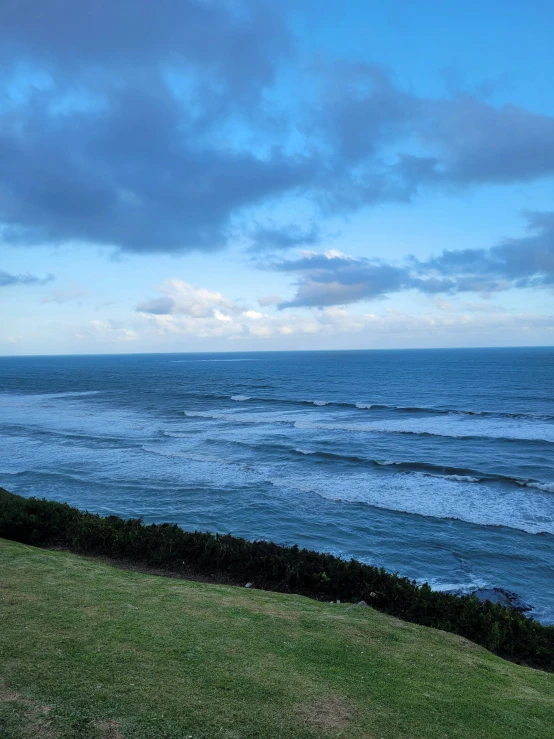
0 270 53 287
247 223 321 253
2 8 554 255
413 210 554 290
268 250 408 307
137 279 246 318
0 1 309 254
310 62 554 211
70 319 139 343
0 76 313 253
268 211 554 307
134 278 371 340
0 0 290 94
70 300 554 350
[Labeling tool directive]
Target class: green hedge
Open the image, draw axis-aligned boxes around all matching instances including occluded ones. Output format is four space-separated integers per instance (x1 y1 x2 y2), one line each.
1 487 553 671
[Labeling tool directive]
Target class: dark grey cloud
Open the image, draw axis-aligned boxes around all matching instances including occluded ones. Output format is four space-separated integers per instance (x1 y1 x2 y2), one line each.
268 252 410 307
421 97 554 185
1 5 554 255
0 270 54 287
248 223 321 253
0 75 314 253
309 63 554 212
0 0 308 253
271 211 554 307
414 210 554 289
0 0 290 96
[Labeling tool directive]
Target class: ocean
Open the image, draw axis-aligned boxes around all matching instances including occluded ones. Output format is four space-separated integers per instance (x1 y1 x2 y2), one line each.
1 348 553 621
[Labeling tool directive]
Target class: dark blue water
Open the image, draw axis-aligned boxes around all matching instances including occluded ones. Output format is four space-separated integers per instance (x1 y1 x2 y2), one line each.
1 348 554 620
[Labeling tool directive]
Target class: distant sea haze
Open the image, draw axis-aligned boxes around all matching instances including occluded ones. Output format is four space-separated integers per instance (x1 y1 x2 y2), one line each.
1 348 554 622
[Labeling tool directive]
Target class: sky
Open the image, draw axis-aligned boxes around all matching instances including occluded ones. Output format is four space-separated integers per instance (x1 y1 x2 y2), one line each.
1 0 554 355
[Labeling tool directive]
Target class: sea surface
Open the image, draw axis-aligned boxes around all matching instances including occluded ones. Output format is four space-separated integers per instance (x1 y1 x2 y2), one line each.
1 348 554 621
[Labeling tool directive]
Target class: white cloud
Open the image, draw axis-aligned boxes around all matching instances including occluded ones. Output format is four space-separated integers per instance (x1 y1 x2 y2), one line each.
137 279 246 318
213 309 233 323
70 319 140 342
50 277 553 353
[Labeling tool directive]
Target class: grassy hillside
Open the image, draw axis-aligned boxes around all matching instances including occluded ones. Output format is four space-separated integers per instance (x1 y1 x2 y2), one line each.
1 539 553 739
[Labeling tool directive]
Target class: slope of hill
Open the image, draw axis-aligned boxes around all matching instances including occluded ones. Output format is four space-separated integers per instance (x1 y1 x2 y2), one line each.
1 538 553 738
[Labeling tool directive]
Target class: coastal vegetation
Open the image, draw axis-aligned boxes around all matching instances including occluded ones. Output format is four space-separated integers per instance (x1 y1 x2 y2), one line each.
1 488 554 674
2 536 554 738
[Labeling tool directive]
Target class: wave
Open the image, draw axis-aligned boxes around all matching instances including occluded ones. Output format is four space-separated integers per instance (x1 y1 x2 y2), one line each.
206 393 554 420
355 403 554 421
174 433 554 493
294 449 554 491
373 459 554 491
0 390 102 400
292 420 554 445
526 481 554 493
173 388 554 422
141 433 554 535
280 398 554 421
267 476 554 536
182 409 554 444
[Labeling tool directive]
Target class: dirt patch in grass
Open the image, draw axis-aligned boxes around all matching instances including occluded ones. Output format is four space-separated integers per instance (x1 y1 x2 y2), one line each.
93 719 124 738
0 689 58 738
294 695 356 732
0 689 21 701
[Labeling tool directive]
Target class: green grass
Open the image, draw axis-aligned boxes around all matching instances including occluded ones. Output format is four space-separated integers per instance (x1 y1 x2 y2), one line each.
1 538 553 739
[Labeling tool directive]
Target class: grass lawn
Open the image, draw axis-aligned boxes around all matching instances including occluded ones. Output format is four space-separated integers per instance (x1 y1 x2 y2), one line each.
1 538 553 738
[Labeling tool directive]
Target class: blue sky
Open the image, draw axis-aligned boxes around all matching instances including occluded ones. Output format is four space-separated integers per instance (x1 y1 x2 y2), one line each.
1 0 553 354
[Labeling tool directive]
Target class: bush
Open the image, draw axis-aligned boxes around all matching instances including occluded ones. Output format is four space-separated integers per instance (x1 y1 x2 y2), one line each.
1 487 553 671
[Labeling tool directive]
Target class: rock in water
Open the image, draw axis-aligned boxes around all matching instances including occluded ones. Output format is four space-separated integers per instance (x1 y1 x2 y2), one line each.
470 587 532 613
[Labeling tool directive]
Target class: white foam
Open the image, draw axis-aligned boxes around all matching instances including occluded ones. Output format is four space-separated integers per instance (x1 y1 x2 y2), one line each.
421 576 490 594
355 403 374 409
231 395 251 401
293 415 554 444
428 473 481 483
181 405 554 445
525 481 554 493
269 468 554 535
310 400 329 406
0 391 158 440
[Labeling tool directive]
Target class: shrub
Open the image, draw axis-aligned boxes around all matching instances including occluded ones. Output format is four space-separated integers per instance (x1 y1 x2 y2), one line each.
1 487 553 671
